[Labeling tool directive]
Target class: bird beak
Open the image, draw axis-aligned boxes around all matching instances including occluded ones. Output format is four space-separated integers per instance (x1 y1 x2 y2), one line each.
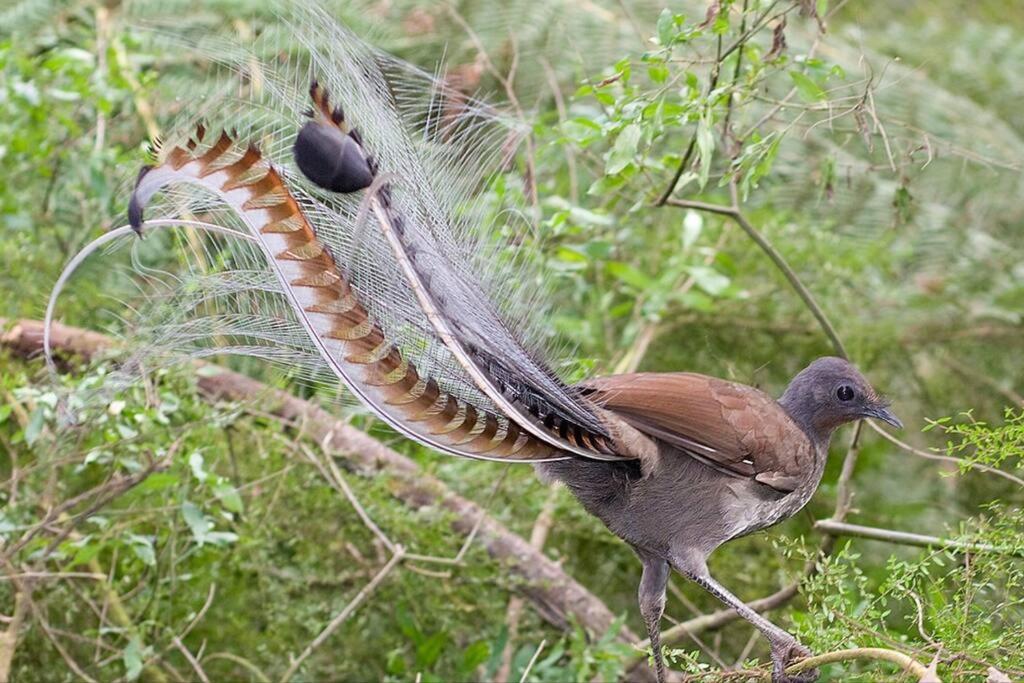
866 405 902 429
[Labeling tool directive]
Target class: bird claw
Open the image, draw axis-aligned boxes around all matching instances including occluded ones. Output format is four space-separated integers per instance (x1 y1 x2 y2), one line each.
770 639 818 683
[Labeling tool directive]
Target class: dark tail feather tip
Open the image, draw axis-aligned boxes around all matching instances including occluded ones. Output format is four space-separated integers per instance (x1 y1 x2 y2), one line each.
128 165 153 235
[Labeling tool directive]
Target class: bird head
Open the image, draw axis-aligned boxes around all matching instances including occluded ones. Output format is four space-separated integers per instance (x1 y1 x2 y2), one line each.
779 356 902 439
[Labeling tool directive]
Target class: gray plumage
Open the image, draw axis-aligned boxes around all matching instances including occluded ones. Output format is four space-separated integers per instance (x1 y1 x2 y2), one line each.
541 357 900 682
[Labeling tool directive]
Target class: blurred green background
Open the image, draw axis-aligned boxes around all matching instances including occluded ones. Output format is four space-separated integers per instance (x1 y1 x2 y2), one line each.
1 1 1023 681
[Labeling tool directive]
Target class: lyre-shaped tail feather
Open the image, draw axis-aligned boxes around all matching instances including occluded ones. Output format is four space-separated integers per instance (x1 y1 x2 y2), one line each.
292 81 634 461
127 126 559 462
50 2 655 465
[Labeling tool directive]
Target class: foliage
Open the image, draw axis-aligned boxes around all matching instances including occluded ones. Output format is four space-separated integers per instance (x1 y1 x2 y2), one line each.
925 409 1024 475
791 508 1024 680
2 1 1024 682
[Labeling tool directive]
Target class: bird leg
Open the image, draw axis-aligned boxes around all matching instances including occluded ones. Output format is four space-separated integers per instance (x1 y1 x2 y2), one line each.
636 553 671 682
670 550 818 683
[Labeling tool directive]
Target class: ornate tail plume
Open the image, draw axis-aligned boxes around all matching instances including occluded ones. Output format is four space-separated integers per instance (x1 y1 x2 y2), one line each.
46 0 655 466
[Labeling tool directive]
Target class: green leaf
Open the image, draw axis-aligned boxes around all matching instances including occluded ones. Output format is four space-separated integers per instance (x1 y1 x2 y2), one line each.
127 534 156 567
24 407 45 446
213 481 244 513
461 641 491 672
678 290 714 312
657 9 675 47
123 636 144 681
569 206 615 227
789 71 826 102
561 117 601 144
687 266 730 296
695 115 715 189
181 501 210 544
204 531 239 545
555 246 588 266
582 240 613 260
115 423 138 439
416 631 448 667
682 210 703 249
606 123 641 175
136 471 178 493
893 184 914 224
484 626 509 680
712 9 730 34
68 539 102 567
188 451 207 482
195 364 223 377
586 173 627 196
607 261 654 290
648 64 669 84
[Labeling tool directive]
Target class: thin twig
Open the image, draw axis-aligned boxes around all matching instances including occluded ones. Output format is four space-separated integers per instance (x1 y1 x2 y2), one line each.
0 572 106 581
813 520 1024 557
178 584 217 642
496 486 558 682
171 637 210 683
664 192 847 358
300 443 395 553
200 653 271 683
279 547 406 683
519 639 546 683
866 421 1024 488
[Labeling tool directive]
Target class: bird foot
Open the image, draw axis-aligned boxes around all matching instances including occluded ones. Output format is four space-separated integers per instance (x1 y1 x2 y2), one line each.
769 639 818 683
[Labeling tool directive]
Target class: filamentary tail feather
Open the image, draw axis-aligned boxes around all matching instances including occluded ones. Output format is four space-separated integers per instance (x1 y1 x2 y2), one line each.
46 0 652 465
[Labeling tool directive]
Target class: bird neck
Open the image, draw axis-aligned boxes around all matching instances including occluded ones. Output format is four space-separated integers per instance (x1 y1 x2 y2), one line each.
777 392 835 449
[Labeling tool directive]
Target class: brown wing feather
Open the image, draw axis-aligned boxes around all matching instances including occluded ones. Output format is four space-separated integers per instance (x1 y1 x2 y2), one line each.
579 373 814 491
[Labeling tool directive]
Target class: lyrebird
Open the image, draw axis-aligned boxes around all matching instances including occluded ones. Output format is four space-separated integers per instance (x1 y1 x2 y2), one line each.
49 4 900 681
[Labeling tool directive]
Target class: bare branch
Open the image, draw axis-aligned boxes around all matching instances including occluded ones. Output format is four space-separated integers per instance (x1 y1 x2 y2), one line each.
0 592 26 683
785 646 935 681
519 639 546 683
813 520 1024 558
171 637 210 683
867 421 1024 488
200 653 270 683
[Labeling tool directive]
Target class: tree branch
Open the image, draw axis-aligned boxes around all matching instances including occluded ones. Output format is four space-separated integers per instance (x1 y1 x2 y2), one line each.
866 420 1024 488
663 196 847 358
0 319 641 651
784 646 935 680
813 520 1024 558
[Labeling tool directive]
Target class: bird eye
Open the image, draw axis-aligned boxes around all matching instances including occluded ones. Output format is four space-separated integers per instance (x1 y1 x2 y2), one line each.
836 385 855 401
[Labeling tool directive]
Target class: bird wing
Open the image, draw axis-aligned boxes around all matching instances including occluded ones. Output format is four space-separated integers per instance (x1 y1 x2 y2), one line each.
579 373 815 492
